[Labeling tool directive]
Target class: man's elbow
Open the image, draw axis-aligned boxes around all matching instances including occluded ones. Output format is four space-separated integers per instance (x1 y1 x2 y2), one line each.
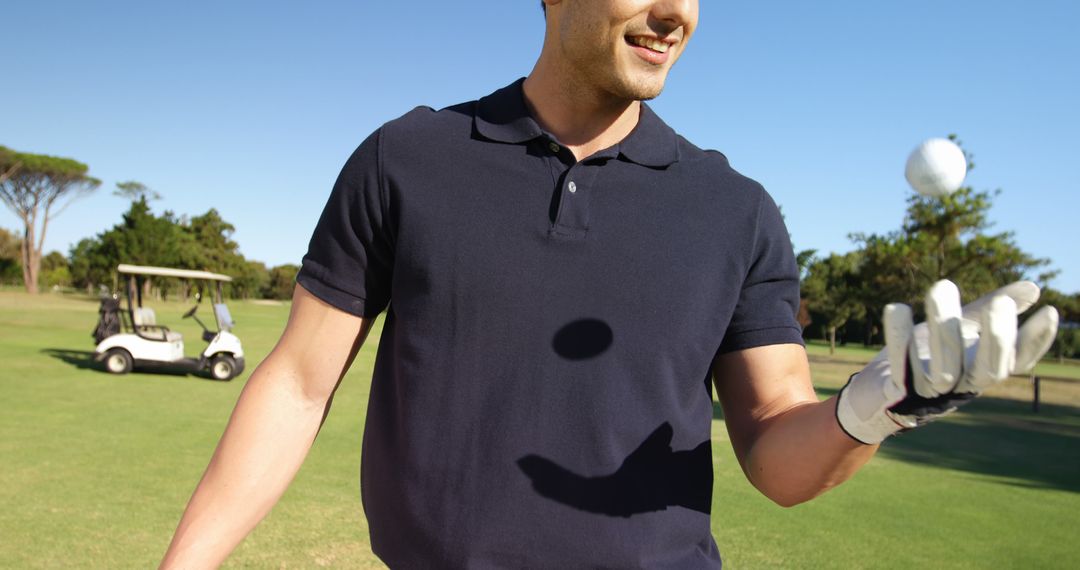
761 488 817 508
750 473 837 508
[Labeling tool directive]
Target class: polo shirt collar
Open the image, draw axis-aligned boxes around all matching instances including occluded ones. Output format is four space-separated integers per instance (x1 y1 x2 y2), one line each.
617 102 681 168
475 79 681 168
475 79 544 144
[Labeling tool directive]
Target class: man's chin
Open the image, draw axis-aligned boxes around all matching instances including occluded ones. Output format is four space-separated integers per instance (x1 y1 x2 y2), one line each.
617 71 668 101
624 82 665 102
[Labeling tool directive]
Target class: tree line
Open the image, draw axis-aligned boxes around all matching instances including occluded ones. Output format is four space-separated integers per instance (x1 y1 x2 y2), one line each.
0 201 298 300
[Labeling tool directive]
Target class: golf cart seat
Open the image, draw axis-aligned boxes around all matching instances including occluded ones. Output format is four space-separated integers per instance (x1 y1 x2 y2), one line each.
133 307 182 342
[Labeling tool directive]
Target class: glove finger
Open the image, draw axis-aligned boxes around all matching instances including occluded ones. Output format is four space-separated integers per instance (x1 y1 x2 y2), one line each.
921 280 963 397
960 281 1040 320
957 295 1017 393
883 303 913 403
1013 306 1060 374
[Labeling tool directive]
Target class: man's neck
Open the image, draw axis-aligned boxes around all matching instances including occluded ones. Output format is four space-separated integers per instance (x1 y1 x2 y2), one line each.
522 67 640 162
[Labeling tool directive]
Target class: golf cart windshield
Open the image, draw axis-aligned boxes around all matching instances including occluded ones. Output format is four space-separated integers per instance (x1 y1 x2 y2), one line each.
214 303 235 332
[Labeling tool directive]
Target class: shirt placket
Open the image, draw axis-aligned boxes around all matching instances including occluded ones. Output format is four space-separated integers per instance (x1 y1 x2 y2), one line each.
543 139 609 241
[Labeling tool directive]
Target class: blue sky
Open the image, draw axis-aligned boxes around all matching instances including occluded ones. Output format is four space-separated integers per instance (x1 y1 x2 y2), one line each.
3 1 1078 292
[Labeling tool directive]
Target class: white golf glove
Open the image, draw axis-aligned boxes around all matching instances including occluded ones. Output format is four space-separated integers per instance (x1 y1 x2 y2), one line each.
836 280 1059 445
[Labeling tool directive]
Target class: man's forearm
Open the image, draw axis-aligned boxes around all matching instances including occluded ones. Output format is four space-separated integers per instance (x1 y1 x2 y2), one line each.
160 358 332 569
743 396 876 507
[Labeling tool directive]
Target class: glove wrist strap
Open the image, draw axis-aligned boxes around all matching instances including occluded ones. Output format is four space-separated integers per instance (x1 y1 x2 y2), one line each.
836 375 911 445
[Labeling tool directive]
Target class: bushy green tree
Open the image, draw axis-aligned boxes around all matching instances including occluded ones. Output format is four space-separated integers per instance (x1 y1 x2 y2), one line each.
69 236 112 293
0 227 23 284
184 209 243 272
40 250 71 288
829 139 1053 346
103 197 182 267
231 260 269 300
904 188 1048 298
1037 289 1080 361
68 199 276 300
70 198 189 296
849 188 1051 330
802 252 866 354
265 264 299 300
97 197 187 296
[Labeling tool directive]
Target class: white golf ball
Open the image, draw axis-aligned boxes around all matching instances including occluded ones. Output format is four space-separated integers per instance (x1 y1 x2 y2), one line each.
904 138 967 197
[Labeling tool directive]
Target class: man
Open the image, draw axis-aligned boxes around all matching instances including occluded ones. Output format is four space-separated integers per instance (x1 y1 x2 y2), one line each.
161 1 1058 568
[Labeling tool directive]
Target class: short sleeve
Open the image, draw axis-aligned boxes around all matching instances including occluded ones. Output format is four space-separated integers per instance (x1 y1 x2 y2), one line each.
717 189 804 353
296 129 394 318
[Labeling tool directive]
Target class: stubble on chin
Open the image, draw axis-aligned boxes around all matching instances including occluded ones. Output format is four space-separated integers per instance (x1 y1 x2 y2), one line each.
605 66 667 102
622 77 665 101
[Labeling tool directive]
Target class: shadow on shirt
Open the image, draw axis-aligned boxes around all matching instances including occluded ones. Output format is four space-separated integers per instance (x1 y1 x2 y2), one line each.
517 422 712 517
552 318 614 360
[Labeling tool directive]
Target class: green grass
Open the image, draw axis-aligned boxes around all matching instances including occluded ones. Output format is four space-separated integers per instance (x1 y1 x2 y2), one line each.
2 291 1079 568
1029 359 1080 381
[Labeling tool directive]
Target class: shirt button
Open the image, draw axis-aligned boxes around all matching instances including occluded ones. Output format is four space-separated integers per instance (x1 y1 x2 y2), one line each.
549 142 560 154
568 181 577 193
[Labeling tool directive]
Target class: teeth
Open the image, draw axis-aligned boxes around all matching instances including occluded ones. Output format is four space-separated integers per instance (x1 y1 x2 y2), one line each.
630 36 669 53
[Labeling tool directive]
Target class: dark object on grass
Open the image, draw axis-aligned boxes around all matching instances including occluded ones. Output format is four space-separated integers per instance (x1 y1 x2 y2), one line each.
92 296 122 344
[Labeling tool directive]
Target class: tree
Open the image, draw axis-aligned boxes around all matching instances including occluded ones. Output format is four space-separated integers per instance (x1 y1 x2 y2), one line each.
69 236 112 294
851 188 1051 321
0 227 22 284
40 250 71 288
796 248 817 279
1036 288 1080 362
265 264 299 300
845 231 921 345
100 197 182 266
184 208 243 273
231 260 269 300
0 146 100 293
69 199 265 299
843 138 1051 344
114 180 162 202
0 148 17 185
802 252 866 354
900 188 1048 297
90 197 186 298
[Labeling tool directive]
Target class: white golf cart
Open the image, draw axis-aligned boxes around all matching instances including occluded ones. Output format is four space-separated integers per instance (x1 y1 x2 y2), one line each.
93 264 245 381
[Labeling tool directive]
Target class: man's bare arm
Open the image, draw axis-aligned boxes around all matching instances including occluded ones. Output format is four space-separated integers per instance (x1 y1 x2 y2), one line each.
160 285 372 569
712 343 876 507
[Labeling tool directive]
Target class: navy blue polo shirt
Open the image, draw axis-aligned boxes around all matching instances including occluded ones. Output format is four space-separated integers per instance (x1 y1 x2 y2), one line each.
297 79 803 569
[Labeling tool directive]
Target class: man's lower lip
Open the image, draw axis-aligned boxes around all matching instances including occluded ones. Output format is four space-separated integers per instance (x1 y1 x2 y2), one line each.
628 43 669 65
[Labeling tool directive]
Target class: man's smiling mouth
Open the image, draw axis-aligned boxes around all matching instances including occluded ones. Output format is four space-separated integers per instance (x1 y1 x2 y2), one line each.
626 36 670 54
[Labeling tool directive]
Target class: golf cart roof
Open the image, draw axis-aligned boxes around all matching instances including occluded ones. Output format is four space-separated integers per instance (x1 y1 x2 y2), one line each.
117 264 233 282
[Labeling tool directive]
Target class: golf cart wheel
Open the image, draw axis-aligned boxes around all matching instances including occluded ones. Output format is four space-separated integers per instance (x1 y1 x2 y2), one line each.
104 348 133 374
209 354 237 381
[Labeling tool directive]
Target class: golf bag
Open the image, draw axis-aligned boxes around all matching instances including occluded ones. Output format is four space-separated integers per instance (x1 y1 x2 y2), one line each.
93 296 122 344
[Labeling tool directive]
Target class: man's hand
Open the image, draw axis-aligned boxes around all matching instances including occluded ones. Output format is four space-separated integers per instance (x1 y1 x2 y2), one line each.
836 280 1059 445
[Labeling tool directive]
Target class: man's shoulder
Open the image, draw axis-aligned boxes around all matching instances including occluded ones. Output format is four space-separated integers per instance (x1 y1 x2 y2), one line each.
377 100 477 148
673 135 768 201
